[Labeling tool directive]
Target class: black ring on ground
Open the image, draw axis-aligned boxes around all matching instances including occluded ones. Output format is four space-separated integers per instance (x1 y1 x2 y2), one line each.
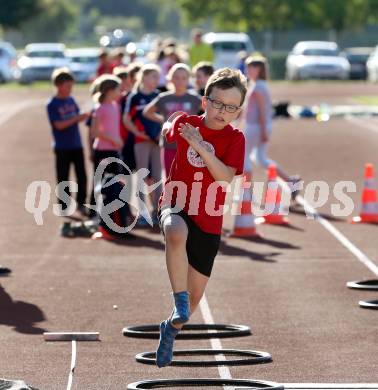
135 349 272 366
359 299 378 309
122 324 251 339
347 279 378 290
127 378 284 389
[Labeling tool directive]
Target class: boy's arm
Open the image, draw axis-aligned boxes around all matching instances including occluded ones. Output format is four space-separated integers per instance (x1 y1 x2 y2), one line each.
53 113 89 131
178 123 237 184
142 101 165 124
161 111 187 138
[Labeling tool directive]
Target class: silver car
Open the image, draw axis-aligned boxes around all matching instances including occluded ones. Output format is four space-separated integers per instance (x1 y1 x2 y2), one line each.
16 43 69 83
66 47 99 83
286 41 350 80
203 32 254 69
367 45 378 82
0 41 17 83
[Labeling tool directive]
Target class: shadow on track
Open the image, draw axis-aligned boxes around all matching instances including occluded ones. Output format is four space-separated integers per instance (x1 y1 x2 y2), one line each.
0 284 47 334
106 232 165 251
231 235 301 250
289 205 346 222
219 241 280 263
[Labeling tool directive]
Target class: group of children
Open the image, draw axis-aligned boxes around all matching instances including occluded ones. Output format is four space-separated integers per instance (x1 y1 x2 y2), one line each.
47 59 216 223
46 53 299 367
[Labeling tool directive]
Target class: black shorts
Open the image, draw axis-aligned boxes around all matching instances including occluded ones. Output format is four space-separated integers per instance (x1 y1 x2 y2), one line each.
158 208 221 277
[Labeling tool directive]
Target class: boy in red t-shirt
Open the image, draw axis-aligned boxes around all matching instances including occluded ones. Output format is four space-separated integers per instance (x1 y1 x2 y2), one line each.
156 68 247 367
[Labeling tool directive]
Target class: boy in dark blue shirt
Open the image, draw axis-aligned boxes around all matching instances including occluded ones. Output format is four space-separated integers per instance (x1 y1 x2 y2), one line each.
47 68 89 215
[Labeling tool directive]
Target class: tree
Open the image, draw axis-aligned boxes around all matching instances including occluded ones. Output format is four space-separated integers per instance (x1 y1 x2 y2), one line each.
175 0 378 34
0 0 42 29
20 0 79 42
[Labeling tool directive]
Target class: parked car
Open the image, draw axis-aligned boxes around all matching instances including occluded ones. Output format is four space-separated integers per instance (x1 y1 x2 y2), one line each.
15 43 69 83
367 45 378 82
0 41 17 83
286 41 350 80
99 29 133 48
341 47 373 79
66 47 99 83
202 32 254 69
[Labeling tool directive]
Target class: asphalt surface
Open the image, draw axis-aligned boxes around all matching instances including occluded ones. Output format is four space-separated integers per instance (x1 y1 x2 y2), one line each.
0 82 377 389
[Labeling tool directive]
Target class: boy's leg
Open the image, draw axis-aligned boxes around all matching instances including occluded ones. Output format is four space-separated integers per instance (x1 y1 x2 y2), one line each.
55 150 71 210
156 211 190 367
72 149 87 207
187 264 209 314
173 264 209 331
162 212 189 293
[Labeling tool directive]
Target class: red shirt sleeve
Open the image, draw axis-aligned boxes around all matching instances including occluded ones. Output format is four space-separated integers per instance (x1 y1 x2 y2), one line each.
222 131 245 175
166 113 188 144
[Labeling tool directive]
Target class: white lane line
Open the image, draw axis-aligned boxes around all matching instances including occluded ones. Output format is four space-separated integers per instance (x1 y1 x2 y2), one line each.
66 340 77 390
200 295 234 390
285 384 378 389
295 194 378 277
0 100 44 127
345 116 378 134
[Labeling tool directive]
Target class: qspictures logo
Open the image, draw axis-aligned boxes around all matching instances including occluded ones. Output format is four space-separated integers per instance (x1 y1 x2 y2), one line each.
25 157 357 233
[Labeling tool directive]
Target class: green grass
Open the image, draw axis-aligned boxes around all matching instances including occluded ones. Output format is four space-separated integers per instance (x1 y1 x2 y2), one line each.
352 96 378 105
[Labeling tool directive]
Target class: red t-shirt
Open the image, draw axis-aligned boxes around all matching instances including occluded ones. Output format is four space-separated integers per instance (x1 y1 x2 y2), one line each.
159 114 245 234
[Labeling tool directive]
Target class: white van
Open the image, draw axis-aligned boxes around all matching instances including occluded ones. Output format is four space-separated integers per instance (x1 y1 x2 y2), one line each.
202 32 254 69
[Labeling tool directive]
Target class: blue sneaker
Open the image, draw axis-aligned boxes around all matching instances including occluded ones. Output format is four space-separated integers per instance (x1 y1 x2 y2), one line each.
171 291 190 325
156 319 179 367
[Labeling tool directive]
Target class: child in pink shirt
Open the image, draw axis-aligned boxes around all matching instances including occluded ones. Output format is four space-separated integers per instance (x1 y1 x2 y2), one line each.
91 75 123 176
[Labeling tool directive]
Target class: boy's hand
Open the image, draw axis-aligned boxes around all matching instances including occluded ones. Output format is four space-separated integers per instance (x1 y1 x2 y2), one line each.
178 122 205 152
166 111 186 123
78 112 90 122
112 137 124 149
138 132 151 141
162 111 186 137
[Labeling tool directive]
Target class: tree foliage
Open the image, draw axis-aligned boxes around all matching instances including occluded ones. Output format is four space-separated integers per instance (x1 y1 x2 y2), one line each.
20 0 78 42
0 0 42 28
176 0 378 32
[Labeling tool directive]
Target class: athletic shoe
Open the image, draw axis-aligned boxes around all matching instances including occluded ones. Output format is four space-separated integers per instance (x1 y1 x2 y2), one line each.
60 221 74 237
152 214 160 227
156 319 179 367
171 291 190 325
77 204 91 218
288 175 302 201
136 216 150 228
0 265 11 275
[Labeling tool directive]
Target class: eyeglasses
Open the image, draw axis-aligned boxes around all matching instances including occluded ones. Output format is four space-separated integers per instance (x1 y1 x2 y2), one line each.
205 96 240 113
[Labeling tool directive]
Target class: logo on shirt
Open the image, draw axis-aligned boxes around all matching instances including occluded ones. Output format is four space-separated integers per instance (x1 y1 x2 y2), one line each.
187 141 215 168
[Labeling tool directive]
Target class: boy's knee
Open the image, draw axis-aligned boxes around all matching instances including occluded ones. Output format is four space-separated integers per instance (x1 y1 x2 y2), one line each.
163 215 187 245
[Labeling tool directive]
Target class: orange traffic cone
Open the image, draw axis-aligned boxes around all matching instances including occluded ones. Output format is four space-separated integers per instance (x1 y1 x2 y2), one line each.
351 163 378 224
229 172 261 237
262 164 289 225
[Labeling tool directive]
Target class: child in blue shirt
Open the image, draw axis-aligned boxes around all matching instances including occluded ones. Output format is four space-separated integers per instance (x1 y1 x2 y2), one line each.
46 68 89 216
